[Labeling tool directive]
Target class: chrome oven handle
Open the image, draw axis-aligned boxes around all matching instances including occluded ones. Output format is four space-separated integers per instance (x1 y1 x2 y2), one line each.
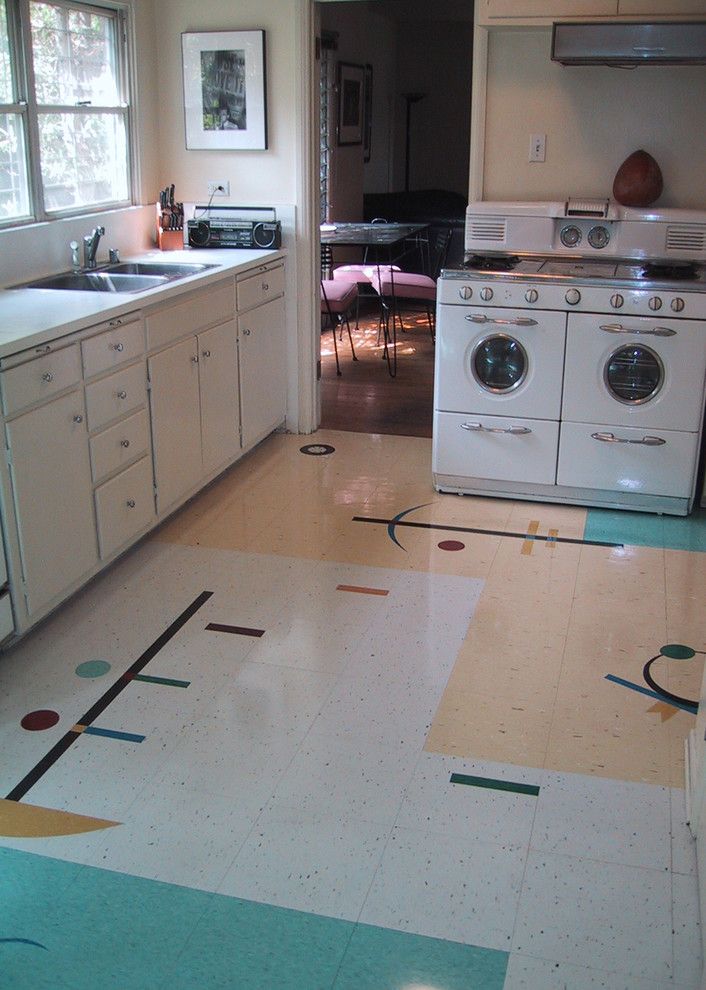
462 422 532 436
591 431 666 447
600 323 676 337
465 315 538 327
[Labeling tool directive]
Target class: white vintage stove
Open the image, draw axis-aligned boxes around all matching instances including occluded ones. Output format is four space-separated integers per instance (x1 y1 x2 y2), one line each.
432 199 706 515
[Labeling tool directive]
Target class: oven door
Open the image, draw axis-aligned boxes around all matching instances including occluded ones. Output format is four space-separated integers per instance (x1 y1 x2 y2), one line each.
435 306 567 419
562 313 706 431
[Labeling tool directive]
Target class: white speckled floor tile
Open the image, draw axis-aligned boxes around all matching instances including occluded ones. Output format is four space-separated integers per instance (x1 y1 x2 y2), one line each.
672 870 703 988
531 770 671 870
359 825 526 951
81 779 255 890
396 752 539 848
218 811 388 921
503 953 678 989
265 730 418 827
512 850 674 983
671 787 698 876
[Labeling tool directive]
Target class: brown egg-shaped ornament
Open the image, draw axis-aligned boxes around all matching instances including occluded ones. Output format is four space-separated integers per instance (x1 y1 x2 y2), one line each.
612 150 663 207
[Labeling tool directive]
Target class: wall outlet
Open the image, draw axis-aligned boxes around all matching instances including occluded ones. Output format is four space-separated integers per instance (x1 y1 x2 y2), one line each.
207 180 230 196
529 134 546 163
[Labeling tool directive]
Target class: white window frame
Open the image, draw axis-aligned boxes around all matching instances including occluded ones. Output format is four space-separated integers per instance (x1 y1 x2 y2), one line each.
0 0 133 228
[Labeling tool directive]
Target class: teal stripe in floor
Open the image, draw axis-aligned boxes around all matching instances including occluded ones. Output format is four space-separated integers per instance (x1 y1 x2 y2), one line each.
1 847 508 990
584 507 706 552
450 772 540 797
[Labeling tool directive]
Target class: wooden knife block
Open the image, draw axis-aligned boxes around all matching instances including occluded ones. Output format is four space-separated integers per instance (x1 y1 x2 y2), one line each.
156 203 183 251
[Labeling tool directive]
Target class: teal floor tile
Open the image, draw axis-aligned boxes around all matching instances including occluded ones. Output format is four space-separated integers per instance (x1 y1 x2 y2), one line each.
584 507 706 552
333 921 508 989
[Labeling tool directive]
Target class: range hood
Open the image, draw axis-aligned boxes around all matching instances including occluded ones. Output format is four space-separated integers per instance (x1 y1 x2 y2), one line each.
552 21 706 66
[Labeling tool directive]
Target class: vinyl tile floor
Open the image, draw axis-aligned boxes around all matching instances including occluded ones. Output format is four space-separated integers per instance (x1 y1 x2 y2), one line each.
0 430 703 989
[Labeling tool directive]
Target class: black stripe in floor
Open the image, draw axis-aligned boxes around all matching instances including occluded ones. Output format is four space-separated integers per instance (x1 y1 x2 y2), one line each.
6 591 213 802
353 516 622 549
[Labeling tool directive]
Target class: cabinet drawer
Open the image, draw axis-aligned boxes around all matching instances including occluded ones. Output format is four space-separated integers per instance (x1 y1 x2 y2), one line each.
81 315 144 379
94 455 155 559
433 411 559 485
145 279 235 351
85 361 147 432
237 263 284 313
90 408 151 484
557 421 700 498
1 343 81 416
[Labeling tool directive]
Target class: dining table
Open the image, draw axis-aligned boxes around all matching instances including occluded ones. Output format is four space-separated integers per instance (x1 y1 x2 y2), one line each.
320 221 429 377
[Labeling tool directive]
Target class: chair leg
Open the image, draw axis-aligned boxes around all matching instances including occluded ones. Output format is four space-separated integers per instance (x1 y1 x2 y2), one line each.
343 314 357 361
426 304 435 342
329 317 341 376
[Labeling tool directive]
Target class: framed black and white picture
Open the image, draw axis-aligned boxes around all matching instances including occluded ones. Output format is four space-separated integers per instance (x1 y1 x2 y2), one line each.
337 61 365 146
182 30 267 150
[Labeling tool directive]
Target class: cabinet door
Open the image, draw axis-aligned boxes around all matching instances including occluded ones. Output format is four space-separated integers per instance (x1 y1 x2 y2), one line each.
618 0 706 12
238 295 286 449
478 0 617 22
6 389 98 615
148 337 202 514
198 320 241 476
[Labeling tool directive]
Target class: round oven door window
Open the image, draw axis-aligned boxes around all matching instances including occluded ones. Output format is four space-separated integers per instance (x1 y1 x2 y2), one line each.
604 345 664 404
471 334 528 393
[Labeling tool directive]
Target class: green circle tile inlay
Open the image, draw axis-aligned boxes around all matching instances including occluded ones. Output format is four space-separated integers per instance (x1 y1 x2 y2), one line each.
75 659 112 678
660 644 696 660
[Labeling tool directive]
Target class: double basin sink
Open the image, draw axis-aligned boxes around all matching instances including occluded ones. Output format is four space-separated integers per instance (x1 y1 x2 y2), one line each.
19 261 217 294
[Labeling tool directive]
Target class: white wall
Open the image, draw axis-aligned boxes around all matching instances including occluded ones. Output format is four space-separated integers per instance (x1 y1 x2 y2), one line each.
482 29 706 207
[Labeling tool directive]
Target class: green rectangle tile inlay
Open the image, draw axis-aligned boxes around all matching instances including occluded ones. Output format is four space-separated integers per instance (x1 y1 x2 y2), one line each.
132 674 190 688
450 772 540 797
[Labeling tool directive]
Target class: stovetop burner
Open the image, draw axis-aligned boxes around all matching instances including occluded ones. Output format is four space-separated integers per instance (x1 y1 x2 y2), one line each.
465 254 519 272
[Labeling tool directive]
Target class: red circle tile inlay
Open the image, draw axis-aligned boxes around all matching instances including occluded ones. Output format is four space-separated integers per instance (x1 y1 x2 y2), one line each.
438 540 465 552
21 709 60 731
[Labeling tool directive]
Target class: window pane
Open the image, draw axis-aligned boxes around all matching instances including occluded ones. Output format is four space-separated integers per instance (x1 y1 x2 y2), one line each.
0 112 30 219
0 1 14 102
31 2 119 106
39 112 127 211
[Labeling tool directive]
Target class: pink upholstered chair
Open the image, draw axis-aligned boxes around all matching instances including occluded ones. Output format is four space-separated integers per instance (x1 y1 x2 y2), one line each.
369 227 452 343
320 279 358 376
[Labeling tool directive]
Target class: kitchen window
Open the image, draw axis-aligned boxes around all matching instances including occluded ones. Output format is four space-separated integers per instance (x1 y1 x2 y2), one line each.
0 0 131 226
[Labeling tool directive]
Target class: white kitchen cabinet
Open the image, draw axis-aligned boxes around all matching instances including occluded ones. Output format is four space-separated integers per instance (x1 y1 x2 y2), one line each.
199 320 241 475
148 336 203 514
477 1 617 24
5 388 98 616
618 0 706 13
238 294 286 449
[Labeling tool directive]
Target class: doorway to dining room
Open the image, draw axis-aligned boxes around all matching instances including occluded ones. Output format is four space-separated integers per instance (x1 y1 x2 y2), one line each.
317 0 473 438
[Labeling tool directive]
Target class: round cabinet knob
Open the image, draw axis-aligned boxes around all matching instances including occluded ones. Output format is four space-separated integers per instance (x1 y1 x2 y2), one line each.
565 288 581 305
610 293 624 309
126 499 136 508
242 328 251 336
73 414 83 424
671 297 685 313
42 371 54 382
191 355 199 363
120 439 130 448
560 225 581 248
525 289 538 304
459 285 473 300
648 296 662 311
479 287 493 302
202 349 211 358
117 390 127 399
588 225 610 249
262 283 269 292
112 342 124 352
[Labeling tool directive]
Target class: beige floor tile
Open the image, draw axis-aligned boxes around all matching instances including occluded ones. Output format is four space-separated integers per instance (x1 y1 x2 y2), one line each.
506 500 588 541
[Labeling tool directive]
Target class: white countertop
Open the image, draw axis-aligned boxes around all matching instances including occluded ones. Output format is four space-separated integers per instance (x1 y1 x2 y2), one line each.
0 246 284 359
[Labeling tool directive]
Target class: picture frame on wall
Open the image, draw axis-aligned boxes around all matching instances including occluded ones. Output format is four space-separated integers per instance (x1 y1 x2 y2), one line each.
182 30 267 150
363 64 373 163
337 61 365 146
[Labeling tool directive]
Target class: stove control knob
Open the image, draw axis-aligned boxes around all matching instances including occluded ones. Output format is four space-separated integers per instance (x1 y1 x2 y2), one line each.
480 287 493 302
458 285 473 300
671 297 685 313
588 225 610 249
648 296 663 311
560 225 582 248
610 293 624 309
525 289 539 303
565 288 581 306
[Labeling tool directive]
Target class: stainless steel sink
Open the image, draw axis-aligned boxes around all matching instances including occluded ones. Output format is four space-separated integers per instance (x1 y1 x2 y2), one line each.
22 271 169 293
102 261 216 278
18 261 217 293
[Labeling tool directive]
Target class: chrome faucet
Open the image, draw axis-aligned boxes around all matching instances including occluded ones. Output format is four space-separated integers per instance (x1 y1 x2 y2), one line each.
82 226 105 269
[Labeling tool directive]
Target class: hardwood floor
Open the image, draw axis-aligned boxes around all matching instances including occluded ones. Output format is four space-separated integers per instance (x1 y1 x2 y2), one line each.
319 300 435 438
